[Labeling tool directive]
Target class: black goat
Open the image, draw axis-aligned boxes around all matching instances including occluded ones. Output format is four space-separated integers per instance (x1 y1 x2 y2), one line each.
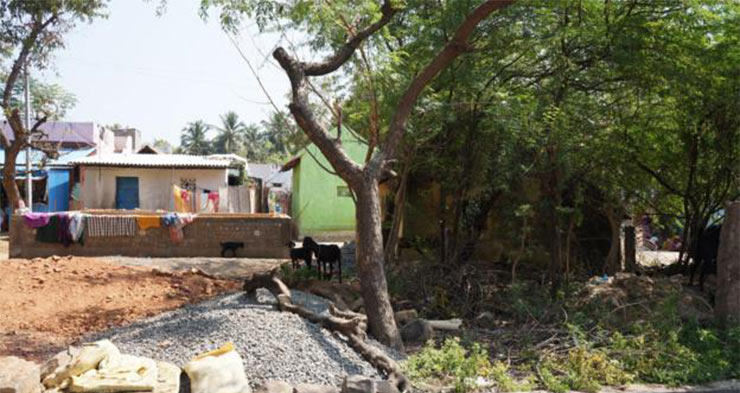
287 241 313 270
689 224 721 290
303 236 342 282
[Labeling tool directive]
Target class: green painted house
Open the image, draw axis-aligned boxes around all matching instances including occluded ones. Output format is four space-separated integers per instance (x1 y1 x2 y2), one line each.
281 128 367 240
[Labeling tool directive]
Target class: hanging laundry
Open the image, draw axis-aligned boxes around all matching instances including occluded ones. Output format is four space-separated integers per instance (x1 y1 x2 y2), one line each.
173 185 192 213
58 214 73 246
136 216 161 230
199 190 209 212
36 215 60 243
208 191 220 213
161 212 177 227
68 213 85 244
86 215 137 237
161 213 196 244
23 212 51 228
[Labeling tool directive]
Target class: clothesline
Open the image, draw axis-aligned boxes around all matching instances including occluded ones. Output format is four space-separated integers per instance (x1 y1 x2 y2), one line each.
173 185 220 214
22 211 198 246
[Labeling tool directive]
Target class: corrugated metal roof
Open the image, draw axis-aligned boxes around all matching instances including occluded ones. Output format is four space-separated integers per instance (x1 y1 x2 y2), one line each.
70 153 233 168
48 148 96 166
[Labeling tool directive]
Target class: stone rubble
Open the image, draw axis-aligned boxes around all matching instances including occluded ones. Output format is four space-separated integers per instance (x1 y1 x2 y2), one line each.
0 356 41 393
4 289 401 393
88 290 402 388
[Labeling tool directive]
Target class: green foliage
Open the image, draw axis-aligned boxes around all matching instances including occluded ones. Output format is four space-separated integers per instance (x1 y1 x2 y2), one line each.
609 321 740 385
279 264 318 286
505 282 553 322
540 347 634 393
406 288 739 392
1 0 108 64
403 337 489 393
489 361 534 393
180 120 212 155
538 365 569 393
151 138 174 154
403 338 531 393
212 111 247 155
0 71 77 120
178 110 303 163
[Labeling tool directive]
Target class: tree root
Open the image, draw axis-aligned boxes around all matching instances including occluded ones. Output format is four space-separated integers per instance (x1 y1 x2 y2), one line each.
244 271 408 392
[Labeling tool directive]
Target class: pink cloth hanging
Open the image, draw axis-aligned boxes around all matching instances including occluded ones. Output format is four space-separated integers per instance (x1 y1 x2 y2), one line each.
208 191 219 213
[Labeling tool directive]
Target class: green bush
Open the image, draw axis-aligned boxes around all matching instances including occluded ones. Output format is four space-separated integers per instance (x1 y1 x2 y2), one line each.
403 338 531 392
538 347 633 393
401 286 739 392
279 264 318 285
608 322 740 385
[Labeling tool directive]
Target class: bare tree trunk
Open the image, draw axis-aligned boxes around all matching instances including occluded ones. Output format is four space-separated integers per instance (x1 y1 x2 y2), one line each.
604 206 622 274
269 0 515 350
716 201 740 327
2 145 23 210
355 179 404 350
563 216 575 286
542 145 563 298
546 206 563 298
624 225 637 273
384 159 411 265
511 216 528 283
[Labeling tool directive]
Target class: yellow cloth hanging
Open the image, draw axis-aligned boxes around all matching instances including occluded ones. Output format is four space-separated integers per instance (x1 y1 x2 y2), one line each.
136 216 161 230
173 185 191 213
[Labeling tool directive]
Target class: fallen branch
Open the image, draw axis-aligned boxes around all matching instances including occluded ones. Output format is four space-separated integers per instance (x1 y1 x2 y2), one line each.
427 319 463 331
243 272 408 391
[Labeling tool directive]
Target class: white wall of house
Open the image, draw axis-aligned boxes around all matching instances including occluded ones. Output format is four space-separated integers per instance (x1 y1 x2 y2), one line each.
79 166 229 211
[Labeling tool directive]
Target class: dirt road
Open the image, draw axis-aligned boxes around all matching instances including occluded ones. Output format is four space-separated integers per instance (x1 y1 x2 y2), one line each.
0 256 241 361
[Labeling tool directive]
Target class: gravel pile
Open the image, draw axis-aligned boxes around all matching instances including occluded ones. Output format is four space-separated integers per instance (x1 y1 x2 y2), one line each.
90 289 401 387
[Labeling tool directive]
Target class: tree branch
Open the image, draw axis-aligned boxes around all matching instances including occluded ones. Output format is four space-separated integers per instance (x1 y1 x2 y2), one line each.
303 1 398 76
274 47 364 185
2 14 58 109
1 14 58 150
635 161 685 198
378 0 516 173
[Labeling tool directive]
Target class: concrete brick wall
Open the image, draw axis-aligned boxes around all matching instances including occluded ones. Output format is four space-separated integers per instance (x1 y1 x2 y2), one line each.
10 212 291 259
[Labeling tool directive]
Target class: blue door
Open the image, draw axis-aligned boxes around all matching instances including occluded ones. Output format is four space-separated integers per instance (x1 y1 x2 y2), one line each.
47 169 70 212
116 177 139 210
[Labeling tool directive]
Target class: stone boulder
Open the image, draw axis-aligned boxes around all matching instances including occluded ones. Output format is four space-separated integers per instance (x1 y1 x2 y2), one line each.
341 375 400 393
255 380 293 393
40 346 79 385
394 309 418 328
475 311 495 327
294 383 340 393
154 361 181 393
0 356 41 393
400 318 434 343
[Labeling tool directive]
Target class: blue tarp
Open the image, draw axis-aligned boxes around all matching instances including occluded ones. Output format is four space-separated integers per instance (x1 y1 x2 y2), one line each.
48 148 95 166
0 169 47 180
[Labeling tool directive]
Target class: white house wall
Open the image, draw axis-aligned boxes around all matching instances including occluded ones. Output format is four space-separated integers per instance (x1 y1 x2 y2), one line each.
80 166 229 211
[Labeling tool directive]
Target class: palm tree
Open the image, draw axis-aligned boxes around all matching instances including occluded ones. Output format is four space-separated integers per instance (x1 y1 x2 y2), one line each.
180 120 211 155
242 124 268 161
212 111 246 154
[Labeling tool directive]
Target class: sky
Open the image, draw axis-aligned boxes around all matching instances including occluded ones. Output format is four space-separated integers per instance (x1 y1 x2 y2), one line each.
36 0 292 146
